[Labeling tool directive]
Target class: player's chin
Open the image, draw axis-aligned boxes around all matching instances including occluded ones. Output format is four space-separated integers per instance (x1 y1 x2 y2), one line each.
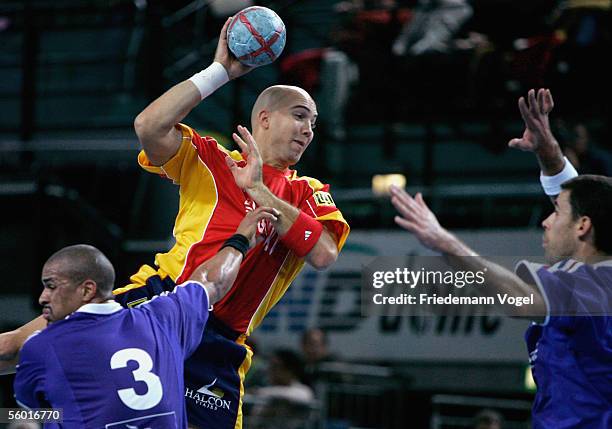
286 152 303 166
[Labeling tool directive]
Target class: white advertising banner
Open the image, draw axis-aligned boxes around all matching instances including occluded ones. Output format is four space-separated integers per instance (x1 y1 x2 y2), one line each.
254 229 544 363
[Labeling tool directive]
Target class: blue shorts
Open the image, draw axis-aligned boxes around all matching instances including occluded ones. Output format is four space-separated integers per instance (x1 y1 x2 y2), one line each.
184 316 251 429
114 275 252 429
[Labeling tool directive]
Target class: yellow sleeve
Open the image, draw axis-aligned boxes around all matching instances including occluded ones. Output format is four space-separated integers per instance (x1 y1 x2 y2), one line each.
137 124 198 185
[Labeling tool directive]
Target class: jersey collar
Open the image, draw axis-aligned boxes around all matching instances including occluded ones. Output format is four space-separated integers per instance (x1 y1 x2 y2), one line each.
76 300 123 315
594 259 612 268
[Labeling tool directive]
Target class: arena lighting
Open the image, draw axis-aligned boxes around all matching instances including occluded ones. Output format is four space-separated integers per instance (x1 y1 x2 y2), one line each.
524 365 536 393
372 174 406 196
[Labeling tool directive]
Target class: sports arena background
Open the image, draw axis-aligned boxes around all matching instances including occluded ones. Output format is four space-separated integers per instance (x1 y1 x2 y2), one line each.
0 0 610 428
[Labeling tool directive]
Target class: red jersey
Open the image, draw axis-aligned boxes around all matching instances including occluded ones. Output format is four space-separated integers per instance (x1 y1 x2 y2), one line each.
114 124 350 334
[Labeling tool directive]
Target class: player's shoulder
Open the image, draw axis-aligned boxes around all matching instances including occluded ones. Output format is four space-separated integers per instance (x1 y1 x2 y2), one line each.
288 171 328 191
21 328 52 358
178 123 234 156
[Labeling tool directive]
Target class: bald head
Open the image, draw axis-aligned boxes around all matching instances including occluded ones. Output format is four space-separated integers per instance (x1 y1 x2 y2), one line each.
250 85 316 130
45 244 115 298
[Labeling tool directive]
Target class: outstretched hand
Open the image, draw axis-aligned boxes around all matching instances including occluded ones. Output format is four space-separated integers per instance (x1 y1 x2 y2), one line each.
226 125 264 191
236 206 279 249
214 17 253 80
508 88 555 153
389 185 452 252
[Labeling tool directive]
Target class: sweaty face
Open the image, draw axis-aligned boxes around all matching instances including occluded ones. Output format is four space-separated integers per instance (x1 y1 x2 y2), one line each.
541 191 579 264
39 261 85 323
267 91 317 167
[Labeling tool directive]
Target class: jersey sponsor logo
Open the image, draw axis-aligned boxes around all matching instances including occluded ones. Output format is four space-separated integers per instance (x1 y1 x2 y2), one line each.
244 199 256 213
245 198 282 255
196 378 224 398
313 191 335 207
185 378 232 412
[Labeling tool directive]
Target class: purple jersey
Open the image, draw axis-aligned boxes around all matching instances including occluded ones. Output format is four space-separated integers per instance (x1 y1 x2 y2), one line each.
14 281 210 429
516 259 612 429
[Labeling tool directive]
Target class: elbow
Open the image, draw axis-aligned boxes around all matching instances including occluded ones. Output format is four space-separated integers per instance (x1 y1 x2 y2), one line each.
133 112 152 141
308 248 338 271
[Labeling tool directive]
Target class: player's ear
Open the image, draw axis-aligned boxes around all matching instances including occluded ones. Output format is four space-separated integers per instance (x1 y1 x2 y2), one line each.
576 215 594 242
80 279 98 301
258 109 270 130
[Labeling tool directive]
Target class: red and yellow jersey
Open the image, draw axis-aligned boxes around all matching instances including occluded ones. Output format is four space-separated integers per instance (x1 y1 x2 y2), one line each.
114 124 350 335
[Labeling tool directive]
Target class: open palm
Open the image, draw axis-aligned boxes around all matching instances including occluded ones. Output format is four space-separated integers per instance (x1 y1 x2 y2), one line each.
508 88 555 152
225 125 263 190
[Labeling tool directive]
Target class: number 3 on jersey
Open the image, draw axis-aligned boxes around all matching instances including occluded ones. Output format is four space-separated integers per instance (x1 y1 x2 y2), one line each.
110 348 163 410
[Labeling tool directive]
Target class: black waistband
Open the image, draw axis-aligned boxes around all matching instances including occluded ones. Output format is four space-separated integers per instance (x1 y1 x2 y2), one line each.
208 313 242 342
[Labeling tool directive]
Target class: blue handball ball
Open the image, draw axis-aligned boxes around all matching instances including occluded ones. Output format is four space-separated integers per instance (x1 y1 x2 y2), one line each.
227 6 286 67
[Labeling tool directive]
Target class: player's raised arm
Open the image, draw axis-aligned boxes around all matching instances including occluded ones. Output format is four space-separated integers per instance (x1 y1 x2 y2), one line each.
508 88 578 198
189 207 279 304
133 18 253 166
226 125 339 270
0 316 47 375
389 185 546 319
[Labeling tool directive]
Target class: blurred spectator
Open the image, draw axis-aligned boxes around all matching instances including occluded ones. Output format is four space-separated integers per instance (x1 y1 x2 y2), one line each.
563 122 612 175
392 0 473 56
550 0 612 108
473 408 504 429
257 349 314 404
301 327 337 386
248 349 316 429
330 0 412 120
280 48 357 141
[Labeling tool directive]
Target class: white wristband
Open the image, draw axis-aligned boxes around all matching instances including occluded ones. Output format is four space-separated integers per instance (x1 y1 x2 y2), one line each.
188 62 229 100
540 157 579 196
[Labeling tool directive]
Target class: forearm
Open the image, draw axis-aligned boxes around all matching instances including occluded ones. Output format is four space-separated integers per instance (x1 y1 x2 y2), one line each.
188 247 244 304
248 184 299 235
0 316 46 375
0 331 18 375
136 81 201 138
535 139 565 176
439 233 545 316
248 184 338 268
134 81 201 161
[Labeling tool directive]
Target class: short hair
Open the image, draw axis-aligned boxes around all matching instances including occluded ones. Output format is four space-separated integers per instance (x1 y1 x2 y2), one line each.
250 85 313 129
46 244 115 297
561 175 612 253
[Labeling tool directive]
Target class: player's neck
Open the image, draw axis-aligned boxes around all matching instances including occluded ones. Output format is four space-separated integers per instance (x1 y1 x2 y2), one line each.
260 148 290 171
263 159 289 171
572 245 610 264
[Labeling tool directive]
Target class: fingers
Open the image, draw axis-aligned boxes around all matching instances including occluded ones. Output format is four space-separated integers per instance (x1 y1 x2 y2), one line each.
391 195 419 225
251 211 278 223
233 125 261 157
224 155 238 171
507 138 528 150
518 96 538 130
394 215 418 233
543 88 554 114
220 17 232 41
415 192 427 208
537 88 545 113
527 89 538 118
249 206 280 221
237 125 262 158
232 131 249 153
